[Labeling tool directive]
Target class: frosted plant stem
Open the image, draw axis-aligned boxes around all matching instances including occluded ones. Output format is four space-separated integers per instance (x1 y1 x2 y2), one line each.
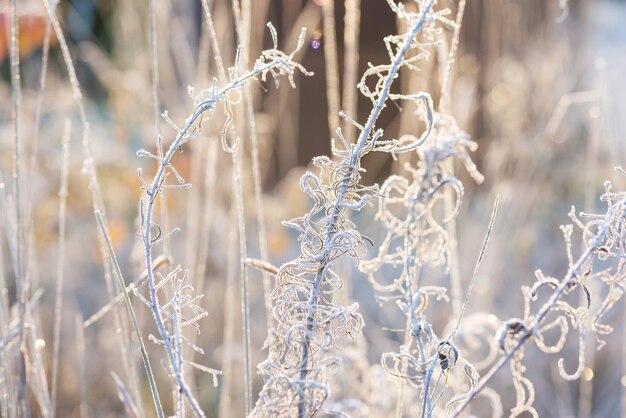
395 318 415 418
26 9 52 264
232 0 273 338
323 0 340 136
342 0 361 144
451 197 626 417
439 0 467 320
174 303 184 418
95 211 164 418
42 0 142 404
75 314 88 418
232 148 252 414
394 160 431 418
274 3 320 176
149 0 170 260
389 158 434 418
244 89 272 330
50 121 72 417
446 202 462 318
218 206 237 418
0 230 8 418
27 305 51 416
141 61 288 418
420 361 437 418
297 4 434 416
29 17 51 187
438 0 466 114
200 3 254 411
579 62 604 418
194 140 218 299
9 0 28 414
450 195 499 338
242 8 272 332
148 1 178 414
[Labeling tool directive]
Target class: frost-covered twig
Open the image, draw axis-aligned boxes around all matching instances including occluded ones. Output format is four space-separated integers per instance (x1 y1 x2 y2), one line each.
50 121 72 416
341 0 361 144
94 211 164 418
42 0 145 411
9 0 27 413
360 114 483 417
452 180 626 417
138 31 310 416
230 0 274 335
252 2 440 417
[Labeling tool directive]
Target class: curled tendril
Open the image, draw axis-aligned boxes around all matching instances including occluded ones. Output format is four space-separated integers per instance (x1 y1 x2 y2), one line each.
253 2 450 415
473 174 626 417
360 113 483 294
352 6 485 415
446 313 501 370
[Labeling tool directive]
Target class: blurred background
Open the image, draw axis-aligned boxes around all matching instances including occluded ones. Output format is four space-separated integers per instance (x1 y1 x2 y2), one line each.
0 0 625 417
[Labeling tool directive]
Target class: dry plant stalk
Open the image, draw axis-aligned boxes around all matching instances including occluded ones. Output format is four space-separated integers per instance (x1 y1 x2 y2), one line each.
42 0 146 412
136 24 310 417
360 116 486 417
252 2 448 416
452 177 626 417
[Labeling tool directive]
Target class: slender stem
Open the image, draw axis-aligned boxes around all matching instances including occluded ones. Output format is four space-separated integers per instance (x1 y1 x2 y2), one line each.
148 2 179 415
342 0 361 144
149 0 170 260
26 9 52 291
440 0 467 320
94 211 164 418
450 195 499 339
42 0 143 408
394 175 428 418
297 4 435 416
438 0 466 114
421 361 437 418
141 61 285 418
51 121 72 417
76 314 88 418
229 2 256 411
200 4 267 410
218 206 238 418
232 147 252 414
323 0 341 136
10 0 28 414
451 198 625 416
235 0 274 332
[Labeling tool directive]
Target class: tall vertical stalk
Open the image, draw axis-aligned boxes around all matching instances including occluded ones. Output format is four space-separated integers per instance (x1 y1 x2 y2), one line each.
323 0 341 136
297 6 436 409
138 31 308 416
9 0 27 414
50 121 72 416
342 0 361 144
253 3 437 417
95 211 164 418
42 0 145 411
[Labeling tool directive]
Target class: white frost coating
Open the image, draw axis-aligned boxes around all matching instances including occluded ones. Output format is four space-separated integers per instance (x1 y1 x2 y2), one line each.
251 2 444 417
